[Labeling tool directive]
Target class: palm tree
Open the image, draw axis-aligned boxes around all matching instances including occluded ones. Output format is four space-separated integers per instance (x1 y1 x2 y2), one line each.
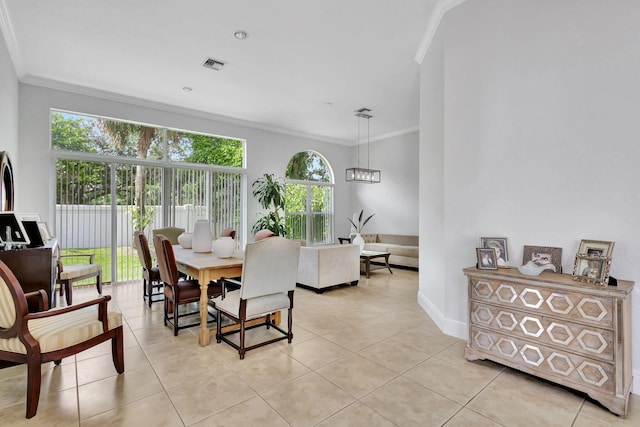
97 121 156 229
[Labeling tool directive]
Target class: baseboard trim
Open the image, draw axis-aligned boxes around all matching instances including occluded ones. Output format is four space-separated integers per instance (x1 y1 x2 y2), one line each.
417 290 466 340
633 370 640 395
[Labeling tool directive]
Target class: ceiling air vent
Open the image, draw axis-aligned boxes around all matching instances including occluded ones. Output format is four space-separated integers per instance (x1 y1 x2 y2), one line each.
202 57 225 71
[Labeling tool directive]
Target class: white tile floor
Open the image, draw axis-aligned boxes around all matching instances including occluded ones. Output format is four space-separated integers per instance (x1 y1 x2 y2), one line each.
0 268 638 426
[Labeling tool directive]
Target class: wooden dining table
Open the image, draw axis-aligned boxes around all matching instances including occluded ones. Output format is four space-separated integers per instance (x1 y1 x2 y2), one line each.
170 245 282 346
171 245 243 346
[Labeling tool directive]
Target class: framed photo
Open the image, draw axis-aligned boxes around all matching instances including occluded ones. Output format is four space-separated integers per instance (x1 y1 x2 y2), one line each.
477 247 498 270
480 237 508 267
18 213 42 222
37 221 52 241
523 245 563 273
572 255 611 286
577 240 614 259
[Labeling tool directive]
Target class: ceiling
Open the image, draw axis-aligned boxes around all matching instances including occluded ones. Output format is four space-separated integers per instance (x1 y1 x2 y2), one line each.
1 0 437 144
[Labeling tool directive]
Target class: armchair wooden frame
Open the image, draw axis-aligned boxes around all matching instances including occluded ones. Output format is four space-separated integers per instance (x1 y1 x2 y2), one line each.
57 253 102 305
0 261 124 418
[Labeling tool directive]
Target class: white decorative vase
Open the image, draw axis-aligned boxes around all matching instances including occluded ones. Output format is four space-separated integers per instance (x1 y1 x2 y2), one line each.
177 233 193 249
213 236 236 258
352 233 365 253
191 220 212 253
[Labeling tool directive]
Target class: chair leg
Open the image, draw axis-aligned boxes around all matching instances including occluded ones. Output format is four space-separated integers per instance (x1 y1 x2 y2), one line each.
239 319 246 360
64 281 72 305
142 277 148 298
25 355 42 419
112 327 125 373
96 273 102 295
216 309 222 343
147 279 153 308
173 298 179 336
287 307 293 343
163 298 168 326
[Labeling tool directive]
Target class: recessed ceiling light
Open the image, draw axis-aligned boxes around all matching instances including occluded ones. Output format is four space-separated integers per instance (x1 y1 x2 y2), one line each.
233 30 248 40
182 86 193 92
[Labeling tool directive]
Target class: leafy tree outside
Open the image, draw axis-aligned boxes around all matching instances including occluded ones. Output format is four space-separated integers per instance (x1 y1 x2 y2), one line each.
51 110 244 283
284 151 333 243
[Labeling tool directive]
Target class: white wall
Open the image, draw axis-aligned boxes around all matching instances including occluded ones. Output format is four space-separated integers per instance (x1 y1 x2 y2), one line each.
418 26 447 329
419 0 640 390
0 28 19 181
16 83 356 238
349 131 419 236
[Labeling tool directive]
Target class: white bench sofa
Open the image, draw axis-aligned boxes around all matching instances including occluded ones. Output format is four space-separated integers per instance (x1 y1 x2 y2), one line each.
296 244 360 293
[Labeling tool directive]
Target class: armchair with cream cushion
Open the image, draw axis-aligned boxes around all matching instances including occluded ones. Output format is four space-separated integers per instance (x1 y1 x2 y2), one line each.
0 260 124 418
57 253 102 306
296 244 360 293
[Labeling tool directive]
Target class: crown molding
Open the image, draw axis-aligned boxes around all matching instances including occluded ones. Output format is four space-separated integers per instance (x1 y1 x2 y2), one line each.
20 74 352 146
370 125 419 143
414 0 469 64
0 0 24 77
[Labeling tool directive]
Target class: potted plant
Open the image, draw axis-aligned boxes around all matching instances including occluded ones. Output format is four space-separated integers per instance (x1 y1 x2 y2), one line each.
251 173 287 236
348 209 374 252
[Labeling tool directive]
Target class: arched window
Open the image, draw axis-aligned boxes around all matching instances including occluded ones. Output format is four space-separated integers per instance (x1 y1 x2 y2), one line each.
285 151 333 244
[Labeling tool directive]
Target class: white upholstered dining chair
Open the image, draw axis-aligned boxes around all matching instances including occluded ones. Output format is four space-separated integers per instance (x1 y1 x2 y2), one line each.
212 236 301 359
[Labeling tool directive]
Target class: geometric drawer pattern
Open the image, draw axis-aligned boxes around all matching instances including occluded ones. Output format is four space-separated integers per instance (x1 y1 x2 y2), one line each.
470 302 614 361
471 279 613 327
470 327 614 394
465 268 634 417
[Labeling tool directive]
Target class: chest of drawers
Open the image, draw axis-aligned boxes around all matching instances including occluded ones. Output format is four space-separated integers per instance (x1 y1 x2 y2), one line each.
463 267 634 416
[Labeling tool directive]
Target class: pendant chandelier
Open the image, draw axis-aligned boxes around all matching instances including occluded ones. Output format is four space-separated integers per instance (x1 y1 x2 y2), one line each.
345 107 381 183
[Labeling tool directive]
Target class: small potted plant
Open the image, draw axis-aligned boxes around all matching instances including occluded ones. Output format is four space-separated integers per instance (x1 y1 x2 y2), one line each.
348 209 374 252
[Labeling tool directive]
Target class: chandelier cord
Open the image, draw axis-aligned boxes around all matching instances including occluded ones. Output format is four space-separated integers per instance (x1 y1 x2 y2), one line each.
367 117 370 169
357 115 361 169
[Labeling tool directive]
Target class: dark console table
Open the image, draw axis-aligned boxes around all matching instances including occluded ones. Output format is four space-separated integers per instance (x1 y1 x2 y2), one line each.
0 238 59 307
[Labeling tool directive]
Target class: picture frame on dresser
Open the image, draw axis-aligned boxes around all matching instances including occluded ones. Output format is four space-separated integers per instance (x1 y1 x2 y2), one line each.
522 245 562 273
577 239 614 258
476 248 498 270
572 255 612 286
480 237 508 266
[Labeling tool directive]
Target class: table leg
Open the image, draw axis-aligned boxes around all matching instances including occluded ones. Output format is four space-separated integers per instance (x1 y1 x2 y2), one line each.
365 258 371 278
384 254 393 274
198 271 211 347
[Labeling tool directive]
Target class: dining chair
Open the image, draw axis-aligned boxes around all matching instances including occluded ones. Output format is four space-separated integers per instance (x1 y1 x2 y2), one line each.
152 227 185 245
133 231 163 307
57 251 102 306
212 236 301 359
0 260 124 419
220 227 236 239
254 229 276 241
153 234 222 335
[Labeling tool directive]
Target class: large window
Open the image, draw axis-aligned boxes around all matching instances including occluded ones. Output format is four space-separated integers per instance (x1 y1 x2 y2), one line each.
285 151 333 244
52 110 244 284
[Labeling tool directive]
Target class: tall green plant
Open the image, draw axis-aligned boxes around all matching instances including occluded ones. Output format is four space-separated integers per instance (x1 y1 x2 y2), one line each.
251 173 287 236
